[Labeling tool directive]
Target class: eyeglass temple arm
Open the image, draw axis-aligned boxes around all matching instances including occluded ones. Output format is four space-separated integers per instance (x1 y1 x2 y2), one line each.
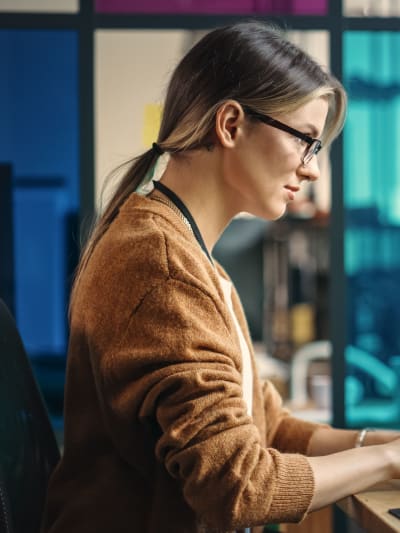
241 105 316 145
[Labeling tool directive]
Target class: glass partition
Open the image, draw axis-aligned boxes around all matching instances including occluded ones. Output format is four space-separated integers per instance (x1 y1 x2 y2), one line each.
95 0 327 15
344 0 400 16
0 0 78 12
0 30 79 360
95 29 191 204
344 32 400 428
257 0 327 14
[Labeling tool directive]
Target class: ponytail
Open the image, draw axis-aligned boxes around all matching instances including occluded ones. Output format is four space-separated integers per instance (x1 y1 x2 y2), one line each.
70 147 158 309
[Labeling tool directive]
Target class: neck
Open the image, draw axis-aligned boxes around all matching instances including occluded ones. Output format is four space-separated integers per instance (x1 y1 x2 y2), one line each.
157 149 238 252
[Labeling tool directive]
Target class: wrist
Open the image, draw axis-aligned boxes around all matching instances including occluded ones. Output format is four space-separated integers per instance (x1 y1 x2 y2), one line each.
382 440 400 479
355 428 375 448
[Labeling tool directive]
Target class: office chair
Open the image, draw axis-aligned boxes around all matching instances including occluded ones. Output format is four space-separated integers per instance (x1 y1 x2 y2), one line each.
0 299 60 533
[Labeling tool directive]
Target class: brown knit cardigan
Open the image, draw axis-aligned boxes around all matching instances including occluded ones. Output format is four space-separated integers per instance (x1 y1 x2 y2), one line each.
42 193 323 533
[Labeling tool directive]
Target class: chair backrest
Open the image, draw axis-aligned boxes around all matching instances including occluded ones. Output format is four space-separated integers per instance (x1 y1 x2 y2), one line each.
0 299 60 533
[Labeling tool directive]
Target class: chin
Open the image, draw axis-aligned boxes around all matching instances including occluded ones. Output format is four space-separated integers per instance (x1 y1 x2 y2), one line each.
247 200 288 221
263 205 287 221
275 208 288 220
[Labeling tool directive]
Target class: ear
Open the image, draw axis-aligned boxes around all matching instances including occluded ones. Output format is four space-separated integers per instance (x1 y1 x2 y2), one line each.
215 100 246 149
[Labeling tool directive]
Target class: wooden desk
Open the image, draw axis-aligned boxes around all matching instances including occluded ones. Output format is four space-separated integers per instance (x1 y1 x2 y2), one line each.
337 480 400 532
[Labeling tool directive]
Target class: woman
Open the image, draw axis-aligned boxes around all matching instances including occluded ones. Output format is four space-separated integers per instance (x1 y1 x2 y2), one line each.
42 21 400 533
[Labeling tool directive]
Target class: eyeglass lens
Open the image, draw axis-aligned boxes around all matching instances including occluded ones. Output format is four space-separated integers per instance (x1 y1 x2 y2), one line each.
303 140 321 165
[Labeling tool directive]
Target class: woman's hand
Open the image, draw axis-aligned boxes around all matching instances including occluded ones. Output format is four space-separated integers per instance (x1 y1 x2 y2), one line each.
381 437 400 479
363 429 400 447
307 426 400 456
308 440 400 511
305 427 400 511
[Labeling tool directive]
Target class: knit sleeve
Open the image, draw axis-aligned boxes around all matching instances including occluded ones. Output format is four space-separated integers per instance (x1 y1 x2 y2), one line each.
224 268 327 458
262 380 330 455
92 278 315 530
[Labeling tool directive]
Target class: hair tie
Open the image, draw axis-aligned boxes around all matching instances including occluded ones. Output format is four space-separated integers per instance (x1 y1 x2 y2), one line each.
135 150 170 196
152 142 164 156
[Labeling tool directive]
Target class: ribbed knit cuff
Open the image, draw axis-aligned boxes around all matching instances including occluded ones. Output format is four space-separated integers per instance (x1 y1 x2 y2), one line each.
268 453 315 523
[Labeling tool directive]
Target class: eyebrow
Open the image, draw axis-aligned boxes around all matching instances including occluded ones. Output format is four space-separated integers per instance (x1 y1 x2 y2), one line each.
302 123 320 138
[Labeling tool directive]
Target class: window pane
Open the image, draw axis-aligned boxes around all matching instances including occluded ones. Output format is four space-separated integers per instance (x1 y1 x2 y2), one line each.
95 0 327 15
0 30 79 364
95 29 191 202
344 0 400 16
0 0 78 12
95 0 254 13
257 0 327 14
289 31 331 211
344 32 400 428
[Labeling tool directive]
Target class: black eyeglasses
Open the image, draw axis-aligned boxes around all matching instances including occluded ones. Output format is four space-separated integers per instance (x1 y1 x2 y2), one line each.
242 106 322 165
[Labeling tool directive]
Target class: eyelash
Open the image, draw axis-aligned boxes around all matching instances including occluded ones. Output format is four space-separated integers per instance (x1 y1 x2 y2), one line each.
293 136 307 146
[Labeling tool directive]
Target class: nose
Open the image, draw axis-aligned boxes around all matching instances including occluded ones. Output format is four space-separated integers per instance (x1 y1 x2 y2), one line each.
297 155 320 182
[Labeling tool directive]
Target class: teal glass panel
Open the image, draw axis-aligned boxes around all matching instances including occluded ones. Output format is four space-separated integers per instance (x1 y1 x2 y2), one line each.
344 32 400 429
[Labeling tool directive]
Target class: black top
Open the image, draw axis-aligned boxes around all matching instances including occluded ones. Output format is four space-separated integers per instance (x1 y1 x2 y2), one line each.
153 180 214 265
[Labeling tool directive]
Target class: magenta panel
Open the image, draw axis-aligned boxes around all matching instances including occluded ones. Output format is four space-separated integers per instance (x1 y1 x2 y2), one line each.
96 0 327 14
255 0 327 14
95 0 255 14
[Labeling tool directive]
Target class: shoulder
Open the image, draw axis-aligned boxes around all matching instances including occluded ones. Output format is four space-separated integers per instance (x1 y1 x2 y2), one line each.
74 193 221 319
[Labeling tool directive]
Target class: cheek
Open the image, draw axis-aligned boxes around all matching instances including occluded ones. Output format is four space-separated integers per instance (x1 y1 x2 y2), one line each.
260 153 295 188
226 131 298 197
268 139 299 170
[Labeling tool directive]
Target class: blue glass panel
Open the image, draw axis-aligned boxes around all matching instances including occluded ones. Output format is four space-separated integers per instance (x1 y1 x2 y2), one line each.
0 31 79 361
344 32 400 428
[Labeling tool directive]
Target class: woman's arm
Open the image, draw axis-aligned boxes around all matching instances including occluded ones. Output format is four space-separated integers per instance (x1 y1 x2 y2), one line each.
307 426 400 456
308 437 400 511
262 381 400 509
306 426 400 511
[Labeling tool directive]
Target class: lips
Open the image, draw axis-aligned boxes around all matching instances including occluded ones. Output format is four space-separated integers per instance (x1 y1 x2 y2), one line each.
284 185 300 193
284 185 299 201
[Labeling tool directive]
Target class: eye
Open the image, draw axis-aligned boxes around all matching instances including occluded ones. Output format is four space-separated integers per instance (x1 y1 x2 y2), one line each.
293 136 308 147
